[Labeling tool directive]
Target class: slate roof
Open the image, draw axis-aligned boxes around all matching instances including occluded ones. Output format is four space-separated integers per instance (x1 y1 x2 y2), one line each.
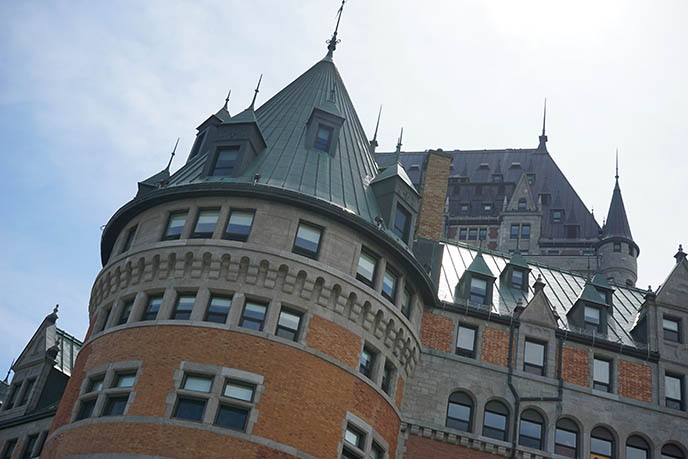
438 240 648 348
167 54 382 225
603 178 633 240
376 149 602 240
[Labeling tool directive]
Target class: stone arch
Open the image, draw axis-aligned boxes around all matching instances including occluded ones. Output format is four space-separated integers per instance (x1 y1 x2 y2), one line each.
312 277 325 304
113 266 122 291
219 254 232 280
344 292 358 319
201 252 212 278
276 264 289 292
295 270 308 298
329 284 342 311
237 256 250 283
257 259 270 286
124 261 133 287
151 255 160 281
183 252 194 278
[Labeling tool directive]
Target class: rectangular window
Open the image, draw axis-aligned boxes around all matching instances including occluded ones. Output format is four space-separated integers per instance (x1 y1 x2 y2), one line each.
121 225 137 254
314 125 334 151
88 376 104 393
5 383 19 409
524 340 546 376
459 204 469 215
118 299 134 325
224 381 255 402
356 249 378 287
459 228 467 240
527 173 536 184
172 294 195 320
223 209 255 241
192 208 220 238
393 204 412 242
183 374 213 392
552 210 563 223
115 372 136 388
21 433 38 459
370 442 385 459
521 224 531 239
492 174 503 182
479 228 487 240
292 221 323 259
456 325 477 358
174 397 206 422
613 242 621 252
666 373 684 410
18 378 35 406
275 308 302 341
540 193 551 206
584 305 601 331
2 439 17 459
76 399 95 420
141 296 163 321
240 301 268 331
381 361 395 395
468 228 477 240
511 269 524 290
215 404 249 431
381 268 398 302
359 346 376 379
163 211 188 241
593 357 612 392
211 145 240 176
511 224 519 239
205 296 232 324
401 287 412 319
555 426 578 457
345 424 366 449
664 317 681 343
97 308 111 332
103 395 128 416
469 277 488 304
483 203 492 215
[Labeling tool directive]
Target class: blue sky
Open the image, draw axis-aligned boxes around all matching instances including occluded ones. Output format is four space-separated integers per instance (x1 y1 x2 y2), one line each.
1 0 687 375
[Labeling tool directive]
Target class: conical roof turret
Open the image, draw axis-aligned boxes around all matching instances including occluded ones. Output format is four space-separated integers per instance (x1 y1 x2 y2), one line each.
602 154 633 241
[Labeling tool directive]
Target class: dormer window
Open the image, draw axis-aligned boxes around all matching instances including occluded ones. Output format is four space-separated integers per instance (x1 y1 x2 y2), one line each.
527 173 536 185
518 199 527 211
492 174 503 183
584 306 601 332
314 125 333 152
393 204 411 242
552 209 563 223
482 203 492 215
470 277 488 304
211 146 240 177
460 204 469 216
189 130 207 159
511 269 524 289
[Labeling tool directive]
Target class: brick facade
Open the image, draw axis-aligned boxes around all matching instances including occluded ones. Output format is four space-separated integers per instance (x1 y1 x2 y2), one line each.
480 327 510 367
559 345 589 387
404 434 502 459
420 313 453 353
306 315 361 370
618 360 652 403
416 152 451 241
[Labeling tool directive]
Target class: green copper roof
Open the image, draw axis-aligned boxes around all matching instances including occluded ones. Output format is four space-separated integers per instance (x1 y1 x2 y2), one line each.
577 281 608 306
507 251 530 270
465 250 496 278
370 162 419 195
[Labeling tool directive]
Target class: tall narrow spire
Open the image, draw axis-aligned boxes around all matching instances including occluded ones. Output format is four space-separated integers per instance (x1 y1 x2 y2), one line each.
603 149 633 240
166 137 180 171
370 105 382 152
615 148 619 182
326 0 346 58
223 89 231 111
538 98 548 151
250 74 263 110
395 127 403 153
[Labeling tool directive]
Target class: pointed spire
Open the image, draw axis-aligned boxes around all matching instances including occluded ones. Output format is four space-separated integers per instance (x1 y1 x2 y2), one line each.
165 137 180 171
370 105 382 153
603 150 634 241
615 148 619 186
326 0 346 58
538 98 548 151
250 74 262 110
395 127 403 153
223 89 231 111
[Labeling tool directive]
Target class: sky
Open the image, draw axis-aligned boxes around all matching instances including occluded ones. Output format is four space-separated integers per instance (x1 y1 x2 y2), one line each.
1 0 686 376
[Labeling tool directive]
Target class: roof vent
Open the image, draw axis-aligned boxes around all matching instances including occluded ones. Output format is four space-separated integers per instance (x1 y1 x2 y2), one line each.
478 163 489 169
510 162 521 168
409 164 420 170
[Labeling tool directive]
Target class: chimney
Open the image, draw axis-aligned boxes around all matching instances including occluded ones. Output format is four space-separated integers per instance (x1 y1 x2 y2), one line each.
415 149 451 241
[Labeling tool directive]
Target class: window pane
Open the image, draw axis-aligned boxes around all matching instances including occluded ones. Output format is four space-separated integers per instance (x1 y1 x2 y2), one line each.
401 288 412 318
345 425 365 448
382 270 397 300
360 348 375 377
512 270 524 288
294 223 322 257
664 318 679 332
88 377 104 393
666 374 682 400
627 446 648 459
594 359 610 384
142 297 162 321
215 404 249 431
521 225 531 239
193 210 219 236
524 341 545 366
556 427 577 448
174 397 206 421
315 126 333 151
448 402 471 422
206 296 231 323
165 212 187 239
240 302 267 330
357 251 377 284
212 148 239 176
468 228 477 240
115 373 136 388
183 375 213 392
370 443 384 459
225 210 254 240
224 382 255 402
173 295 195 320
393 205 411 241
457 326 476 352
484 411 506 430
118 300 133 325
591 437 612 456
585 306 601 324
77 399 95 420
276 309 301 341
104 396 128 416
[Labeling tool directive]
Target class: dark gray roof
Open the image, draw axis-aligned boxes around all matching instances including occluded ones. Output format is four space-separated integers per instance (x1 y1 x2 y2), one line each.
603 178 633 240
376 149 602 240
439 240 648 348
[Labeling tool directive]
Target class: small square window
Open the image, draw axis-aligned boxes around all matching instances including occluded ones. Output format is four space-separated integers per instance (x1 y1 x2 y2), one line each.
524 340 546 376
174 397 206 422
172 294 195 320
593 357 611 392
401 287 413 319
141 296 162 321
292 221 323 259
276 308 302 341
459 228 467 240
518 199 527 211
527 173 536 185
468 228 477 240
114 373 136 388
492 174 503 183
314 125 334 151
382 268 398 302
345 424 366 449
470 277 488 304
76 399 95 420
459 204 470 216
370 442 385 459
103 395 128 416
192 209 220 238
224 381 255 402
456 325 477 358
205 296 232 324
121 225 137 254
511 224 519 239
356 249 378 287
521 224 531 239
183 375 213 393
552 210 563 223
665 373 684 410
613 242 621 252
240 301 268 331
211 146 240 177
118 299 134 325
664 317 681 343
483 203 492 215
163 211 188 241
359 346 376 379
224 210 255 241
540 194 551 206
215 404 250 431
87 376 104 393
393 204 412 242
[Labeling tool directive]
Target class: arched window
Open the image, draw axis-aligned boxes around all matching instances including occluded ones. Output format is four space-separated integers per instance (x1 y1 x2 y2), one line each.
555 418 579 458
518 409 544 450
591 426 615 459
446 391 473 432
627 435 651 459
518 198 527 211
662 444 685 459
483 400 509 441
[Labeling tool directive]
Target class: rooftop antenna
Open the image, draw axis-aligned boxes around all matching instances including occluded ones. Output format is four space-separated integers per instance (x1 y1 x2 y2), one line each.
395 127 404 153
538 98 548 151
223 89 231 111
326 0 346 58
165 137 180 171
250 74 263 110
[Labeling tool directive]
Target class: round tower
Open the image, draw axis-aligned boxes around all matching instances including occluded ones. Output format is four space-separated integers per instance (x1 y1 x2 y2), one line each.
42 30 433 459
597 157 638 287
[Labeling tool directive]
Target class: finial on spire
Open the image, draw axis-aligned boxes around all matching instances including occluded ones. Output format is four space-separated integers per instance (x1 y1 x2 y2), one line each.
615 148 619 181
53 304 59 314
250 74 262 109
370 105 382 153
675 244 686 264
395 127 403 153
326 0 346 58
538 98 548 151
223 89 231 111
166 137 180 171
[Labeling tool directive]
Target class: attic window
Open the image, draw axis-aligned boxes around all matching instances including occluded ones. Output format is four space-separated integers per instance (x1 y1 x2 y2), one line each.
314 125 333 152
511 269 524 290
211 146 240 177
518 199 527 211
470 277 488 304
479 163 489 169
527 174 536 185
459 204 469 216
482 203 492 215
409 164 420 170
584 306 601 332
393 204 412 242
492 174 503 183
551 209 563 223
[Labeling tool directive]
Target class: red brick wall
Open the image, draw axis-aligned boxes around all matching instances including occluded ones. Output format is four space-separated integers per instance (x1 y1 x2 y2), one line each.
395 376 404 409
559 345 589 387
44 325 399 458
307 315 361 369
416 152 451 241
618 360 652 402
405 434 501 459
481 327 510 367
420 313 453 353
